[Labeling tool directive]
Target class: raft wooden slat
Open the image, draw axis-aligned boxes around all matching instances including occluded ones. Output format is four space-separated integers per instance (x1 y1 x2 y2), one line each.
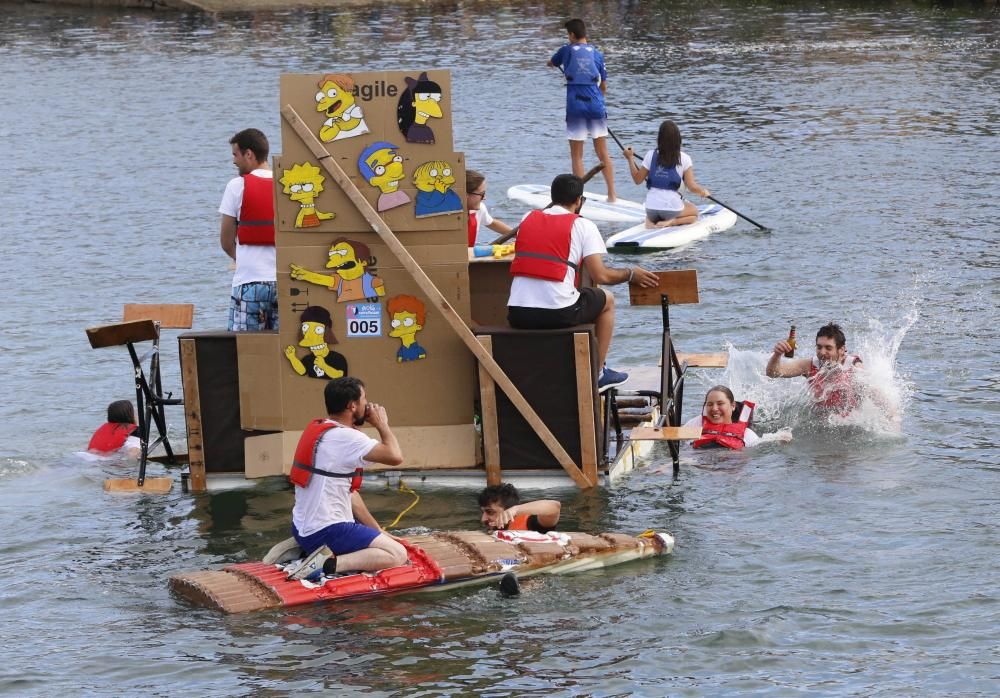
628 270 699 306
573 333 599 485
282 104 593 489
676 352 729 368
86 319 159 349
628 425 702 441
179 338 207 492
123 303 194 329
476 336 502 486
103 477 172 494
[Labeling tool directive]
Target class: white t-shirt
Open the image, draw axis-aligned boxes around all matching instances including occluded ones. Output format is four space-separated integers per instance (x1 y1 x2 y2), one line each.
218 168 277 287
291 421 379 536
642 150 692 212
684 416 761 448
507 207 607 310
470 201 495 240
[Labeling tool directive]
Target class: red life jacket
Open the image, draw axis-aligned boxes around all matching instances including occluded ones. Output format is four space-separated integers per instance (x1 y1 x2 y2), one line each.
289 419 364 491
808 356 861 412
236 173 275 246
507 513 531 531
467 209 478 247
693 401 755 450
510 210 579 284
88 422 137 452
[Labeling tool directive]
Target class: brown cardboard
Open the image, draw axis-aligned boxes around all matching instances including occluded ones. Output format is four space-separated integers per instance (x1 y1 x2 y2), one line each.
236 333 284 431
244 432 288 478
469 256 514 327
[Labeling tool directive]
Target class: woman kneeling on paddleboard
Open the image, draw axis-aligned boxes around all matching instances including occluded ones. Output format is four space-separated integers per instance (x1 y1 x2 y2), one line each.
624 120 710 229
685 386 761 450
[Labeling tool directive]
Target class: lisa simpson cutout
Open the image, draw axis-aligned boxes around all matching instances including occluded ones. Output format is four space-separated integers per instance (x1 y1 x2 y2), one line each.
279 162 336 228
315 74 370 142
397 72 442 144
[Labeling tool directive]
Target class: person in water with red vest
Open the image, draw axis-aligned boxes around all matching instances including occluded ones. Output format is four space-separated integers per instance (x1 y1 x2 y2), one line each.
285 377 408 582
684 386 761 449
767 323 864 414
478 483 561 533
219 128 278 331
87 400 140 456
466 169 512 247
507 173 658 391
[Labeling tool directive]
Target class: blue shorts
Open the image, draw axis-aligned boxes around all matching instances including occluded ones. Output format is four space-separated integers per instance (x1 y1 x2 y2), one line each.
566 115 608 141
293 521 381 556
229 281 278 331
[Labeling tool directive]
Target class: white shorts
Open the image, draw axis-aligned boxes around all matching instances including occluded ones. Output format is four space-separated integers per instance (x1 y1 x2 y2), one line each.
566 116 608 141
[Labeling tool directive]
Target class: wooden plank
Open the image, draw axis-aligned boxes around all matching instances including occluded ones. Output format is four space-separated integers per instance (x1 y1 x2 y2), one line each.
123 303 194 329
629 270 699 306
477 336 501 486
282 105 594 489
573 333 598 486
179 338 207 492
629 425 702 441
103 477 173 494
677 352 729 368
86 319 158 349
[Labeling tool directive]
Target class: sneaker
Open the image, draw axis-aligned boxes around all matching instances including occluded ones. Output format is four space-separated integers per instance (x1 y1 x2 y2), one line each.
598 366 629 392
287 545 334 582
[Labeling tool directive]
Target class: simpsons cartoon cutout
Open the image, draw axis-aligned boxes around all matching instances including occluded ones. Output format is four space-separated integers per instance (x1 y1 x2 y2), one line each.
284 305 348 380
397 72 442 144
387 295 427 363
315 74 369 142
413 160 462 217
358 142 411 212
279 162 336 228
289 238 386 303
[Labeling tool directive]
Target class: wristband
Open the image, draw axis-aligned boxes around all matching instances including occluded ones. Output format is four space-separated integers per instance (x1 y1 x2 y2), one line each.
626 267 634 283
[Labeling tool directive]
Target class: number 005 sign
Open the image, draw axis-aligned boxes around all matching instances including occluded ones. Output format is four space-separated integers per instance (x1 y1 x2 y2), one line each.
346 303 382 338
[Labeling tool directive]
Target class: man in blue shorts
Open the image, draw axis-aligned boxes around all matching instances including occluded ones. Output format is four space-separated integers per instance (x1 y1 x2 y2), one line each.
286 377 408 581
548 18 617 202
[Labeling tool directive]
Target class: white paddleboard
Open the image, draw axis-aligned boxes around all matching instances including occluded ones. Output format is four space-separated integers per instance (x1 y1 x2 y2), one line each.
507 184 645 223
606 205 738 250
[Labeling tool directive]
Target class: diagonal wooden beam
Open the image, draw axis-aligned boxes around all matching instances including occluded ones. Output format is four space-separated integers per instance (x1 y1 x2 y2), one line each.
281 105 594 489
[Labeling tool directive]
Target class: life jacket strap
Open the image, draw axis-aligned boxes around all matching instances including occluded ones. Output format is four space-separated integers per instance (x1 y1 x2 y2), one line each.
513 250 578 270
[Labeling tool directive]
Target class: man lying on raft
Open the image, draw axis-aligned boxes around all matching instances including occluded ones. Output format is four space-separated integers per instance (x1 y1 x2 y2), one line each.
479 483 561 533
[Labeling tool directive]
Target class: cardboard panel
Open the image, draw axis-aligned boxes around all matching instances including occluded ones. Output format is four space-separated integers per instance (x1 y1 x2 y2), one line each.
236 332 283 431
469 257 513 327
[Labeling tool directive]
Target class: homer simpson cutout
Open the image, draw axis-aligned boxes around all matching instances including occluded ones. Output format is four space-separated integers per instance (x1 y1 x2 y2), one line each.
413 160 462 217
358 141 411 212
279 162 335 228
284 306 348 380
387 295 427 363
315 74 369 143
289 238 386 303
397 72 442 144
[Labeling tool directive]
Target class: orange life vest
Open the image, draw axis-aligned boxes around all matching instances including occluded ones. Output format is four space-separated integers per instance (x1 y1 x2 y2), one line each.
236 173 276 246
289 419 363 491
808 356 861 412
506 513 531 531
467 209 478 247
88 422 137 452
693 401 755 450
510 210 579 284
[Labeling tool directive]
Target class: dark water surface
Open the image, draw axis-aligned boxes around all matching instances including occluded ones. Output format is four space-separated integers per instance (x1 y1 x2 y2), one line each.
1 1 998 695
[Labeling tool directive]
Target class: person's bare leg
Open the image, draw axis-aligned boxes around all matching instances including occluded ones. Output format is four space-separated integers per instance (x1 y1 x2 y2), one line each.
593 137 616 201
659 202 700 227
334 534 408 573
594 289 615 367
569 140 585 177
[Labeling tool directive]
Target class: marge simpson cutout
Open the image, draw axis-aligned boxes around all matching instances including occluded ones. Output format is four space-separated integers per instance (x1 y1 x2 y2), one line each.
285 306 348 380
413 161 462 217
315 74 370 142
358 141 411 212
289 238 386 303
387 295 427 363
280 163 335 228
397 72 442 144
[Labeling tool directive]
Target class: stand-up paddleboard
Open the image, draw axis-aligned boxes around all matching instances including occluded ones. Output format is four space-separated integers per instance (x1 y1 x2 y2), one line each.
606 204 738 251
508 184 645 223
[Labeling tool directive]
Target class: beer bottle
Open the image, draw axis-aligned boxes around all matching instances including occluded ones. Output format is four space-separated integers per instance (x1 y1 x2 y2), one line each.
784 325 796 358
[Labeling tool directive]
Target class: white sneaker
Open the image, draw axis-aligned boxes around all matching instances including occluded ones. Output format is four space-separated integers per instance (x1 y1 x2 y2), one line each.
287 545 333 581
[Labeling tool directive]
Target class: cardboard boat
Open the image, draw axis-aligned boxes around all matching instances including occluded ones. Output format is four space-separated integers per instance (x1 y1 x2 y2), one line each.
170 529 674 613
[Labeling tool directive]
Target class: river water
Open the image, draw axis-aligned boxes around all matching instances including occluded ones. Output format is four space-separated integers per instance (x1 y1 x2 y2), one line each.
1 1 997 695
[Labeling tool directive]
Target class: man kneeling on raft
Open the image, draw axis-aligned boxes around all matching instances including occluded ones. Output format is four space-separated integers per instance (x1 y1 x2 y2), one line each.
479 483 561 533
287 377 408 582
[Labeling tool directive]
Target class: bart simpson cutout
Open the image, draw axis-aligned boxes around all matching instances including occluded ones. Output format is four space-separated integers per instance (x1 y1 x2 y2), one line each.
413 160 462 217
280 162 336 228
387 295 427 363
289 237 386 303
397 72 442 144
358 141 411 212
284 305 348 380
315 74 370 142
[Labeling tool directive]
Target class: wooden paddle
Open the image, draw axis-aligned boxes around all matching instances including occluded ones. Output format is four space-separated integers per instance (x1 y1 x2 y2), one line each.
489 163 605 245
607 126 771 232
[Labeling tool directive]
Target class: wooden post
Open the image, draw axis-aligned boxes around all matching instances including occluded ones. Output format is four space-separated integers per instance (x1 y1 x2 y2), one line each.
179 338 207 492
573 333 599 485
281 105 594 489
476 336 502 486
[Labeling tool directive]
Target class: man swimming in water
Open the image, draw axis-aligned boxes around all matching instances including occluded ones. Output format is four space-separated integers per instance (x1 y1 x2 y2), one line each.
478 483 561 533
766 323 863 413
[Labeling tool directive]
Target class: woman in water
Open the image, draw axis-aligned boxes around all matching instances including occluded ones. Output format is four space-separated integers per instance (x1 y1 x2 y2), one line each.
624 120 710 229
685 386 760 449
87 400 140 456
